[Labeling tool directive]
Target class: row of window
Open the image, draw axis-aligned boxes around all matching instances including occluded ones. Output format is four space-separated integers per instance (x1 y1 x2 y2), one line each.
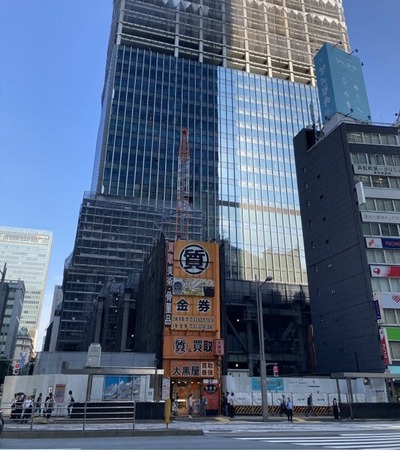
348 134 398 147
356 174 400 189
362 222 400 237
363 198 400 213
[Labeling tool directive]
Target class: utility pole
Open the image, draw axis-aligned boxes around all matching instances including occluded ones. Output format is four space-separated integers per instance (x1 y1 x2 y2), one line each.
256 275 273 421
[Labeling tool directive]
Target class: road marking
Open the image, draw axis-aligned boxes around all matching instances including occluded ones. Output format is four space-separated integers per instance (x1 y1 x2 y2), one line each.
235 432 400 449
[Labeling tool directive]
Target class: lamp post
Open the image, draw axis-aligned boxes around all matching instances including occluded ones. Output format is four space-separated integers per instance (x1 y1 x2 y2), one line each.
256 275 273 421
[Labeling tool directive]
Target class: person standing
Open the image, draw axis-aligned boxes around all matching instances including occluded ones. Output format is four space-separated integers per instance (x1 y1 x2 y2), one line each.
225 391 231 416
279 395 286 417
188 394 194 418
306 393 317 416
229 392 235 418
44 392 55 422
332 398 340 420
199 395 207 417
221 392 227 416
67 390 75 417
286 396 293 422
35 393 42 416
21 395 34 424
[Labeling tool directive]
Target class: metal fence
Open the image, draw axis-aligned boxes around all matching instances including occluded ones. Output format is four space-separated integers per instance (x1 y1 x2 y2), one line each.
1 399 136 431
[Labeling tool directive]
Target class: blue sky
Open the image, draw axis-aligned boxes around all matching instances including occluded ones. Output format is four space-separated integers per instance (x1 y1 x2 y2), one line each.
0 1 399 348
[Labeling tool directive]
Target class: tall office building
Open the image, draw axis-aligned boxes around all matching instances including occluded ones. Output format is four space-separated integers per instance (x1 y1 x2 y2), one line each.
295 120 400 375
0 227 52 348
0 280 25 359
294 43 400 375
57 0 349 371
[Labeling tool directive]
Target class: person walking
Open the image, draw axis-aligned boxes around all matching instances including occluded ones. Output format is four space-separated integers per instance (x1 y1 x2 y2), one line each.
35 393 42 416
286 396 293 422
306 393 317 416
67 390 75 417
221 392 227 416
332 398 340 420
279 395 286 417
188 394 194 418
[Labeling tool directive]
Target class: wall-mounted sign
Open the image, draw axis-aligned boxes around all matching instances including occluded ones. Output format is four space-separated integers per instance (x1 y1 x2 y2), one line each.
370 265 400 278
381 292 400 309
366 237 400 250
353 164 400 177
170 360 215 377
362 212 400 224
179 244 210 275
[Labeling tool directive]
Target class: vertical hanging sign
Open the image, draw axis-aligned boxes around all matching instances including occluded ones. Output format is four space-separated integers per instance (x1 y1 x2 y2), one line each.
165 241 174 326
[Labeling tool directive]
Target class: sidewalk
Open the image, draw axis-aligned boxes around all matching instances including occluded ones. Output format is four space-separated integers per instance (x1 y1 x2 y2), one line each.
0 413 341 439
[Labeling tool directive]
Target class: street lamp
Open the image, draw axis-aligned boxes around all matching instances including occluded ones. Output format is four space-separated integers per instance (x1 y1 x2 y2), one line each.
256 275 273 421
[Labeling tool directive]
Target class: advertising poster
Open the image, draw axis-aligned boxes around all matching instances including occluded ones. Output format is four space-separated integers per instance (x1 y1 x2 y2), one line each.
103 375 141 400
54 384 66 403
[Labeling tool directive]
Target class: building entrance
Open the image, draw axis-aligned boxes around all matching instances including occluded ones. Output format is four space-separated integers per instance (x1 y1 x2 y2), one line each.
170 378 220 416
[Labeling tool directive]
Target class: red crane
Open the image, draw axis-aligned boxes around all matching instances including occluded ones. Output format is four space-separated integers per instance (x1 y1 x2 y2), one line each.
175 128 190 240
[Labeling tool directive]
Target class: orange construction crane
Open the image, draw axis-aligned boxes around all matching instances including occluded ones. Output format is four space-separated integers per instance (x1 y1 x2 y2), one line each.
175 128 190 240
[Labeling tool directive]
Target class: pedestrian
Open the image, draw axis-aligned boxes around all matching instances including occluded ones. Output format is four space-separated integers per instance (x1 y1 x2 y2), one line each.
21 395 34 423
279 395 286 417
188 393 194 418
44 392 55 421
13 394 25 421
306 393 317 416
229 392 235 418
199 395 207 417
286 396 293 422
225 391 230 416
171 398 178 416
332 397 340 420
35 393 42 416
67 390 75 417
221 392 227 416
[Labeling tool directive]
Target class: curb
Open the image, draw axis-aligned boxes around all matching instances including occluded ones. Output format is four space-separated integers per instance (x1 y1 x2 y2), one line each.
1 428 204 439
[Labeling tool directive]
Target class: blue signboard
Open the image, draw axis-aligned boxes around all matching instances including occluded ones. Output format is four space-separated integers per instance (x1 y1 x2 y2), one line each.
314 43 371 123
252 377 285 392
382 238 400 249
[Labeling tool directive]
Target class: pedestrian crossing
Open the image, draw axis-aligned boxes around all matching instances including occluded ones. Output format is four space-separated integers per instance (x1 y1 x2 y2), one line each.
236 432 400 449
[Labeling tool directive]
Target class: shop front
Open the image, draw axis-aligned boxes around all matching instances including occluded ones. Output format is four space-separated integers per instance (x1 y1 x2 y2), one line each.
162 240 222 416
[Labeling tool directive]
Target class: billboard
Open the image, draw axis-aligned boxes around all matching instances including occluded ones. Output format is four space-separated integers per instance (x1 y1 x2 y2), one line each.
163 240 221 379
370 265 400 278
381 292 400 309
314 43 371 123
366 237 400 249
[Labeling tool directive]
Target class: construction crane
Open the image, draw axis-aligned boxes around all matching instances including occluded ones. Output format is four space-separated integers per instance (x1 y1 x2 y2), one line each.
175 128 190 240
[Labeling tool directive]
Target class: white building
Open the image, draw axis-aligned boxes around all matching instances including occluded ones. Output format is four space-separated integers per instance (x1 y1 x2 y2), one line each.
0 226 52 348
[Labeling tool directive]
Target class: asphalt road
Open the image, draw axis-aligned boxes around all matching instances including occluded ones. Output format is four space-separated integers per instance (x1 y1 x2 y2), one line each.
2 418 400 449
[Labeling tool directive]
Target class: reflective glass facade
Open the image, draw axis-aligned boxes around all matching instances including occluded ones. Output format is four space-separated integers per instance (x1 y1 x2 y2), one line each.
93 46 318 283
0 227 52 347
218 70 315 282
57 0 349 356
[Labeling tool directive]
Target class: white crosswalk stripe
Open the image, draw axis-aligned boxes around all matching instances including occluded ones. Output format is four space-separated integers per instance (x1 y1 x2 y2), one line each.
236 432 400 449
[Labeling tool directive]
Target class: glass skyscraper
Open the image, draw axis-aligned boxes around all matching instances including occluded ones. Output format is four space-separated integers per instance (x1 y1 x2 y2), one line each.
56 0 349 362
0 227 52 348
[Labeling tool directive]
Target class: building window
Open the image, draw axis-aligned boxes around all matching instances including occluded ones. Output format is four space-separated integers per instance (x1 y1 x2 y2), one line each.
348 134 399 146
389 341 400 360
384 309 399 325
